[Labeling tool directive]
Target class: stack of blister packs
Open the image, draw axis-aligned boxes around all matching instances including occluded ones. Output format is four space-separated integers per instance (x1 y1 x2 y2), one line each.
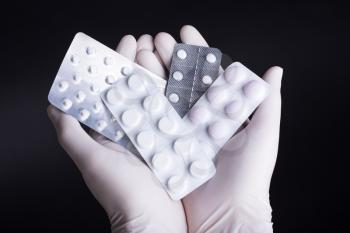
48 33 269 200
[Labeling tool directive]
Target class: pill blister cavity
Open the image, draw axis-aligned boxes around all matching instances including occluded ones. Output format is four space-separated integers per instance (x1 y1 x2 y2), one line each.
75 91 86 103
114 130 124 141
177 49 187 60
70 55 79 65
202 75 213 85
106 88 124 105
158 116 176 134
208 121 231 140
225 100 244 118
243 80 266 102
58 81 69 92
128 74 146 93
79 109 90 121
121 109 142 128
61 98 72 110
224 65 247 85
105 75 116 85
173 137 196 157
90 85 100 94
143 95 163 113
121 66 131 76
152 153 170 170
86 47 95 55
167 175 186 193
72 74 82 84
172 71 183 81
206 86 228 105
136 131 155 149
189 159 215 178
87 65 98 75
169 93 179 103
206 53 217 63
189 106 210 124
104 56 114 66
92 102 102 113
96 120 107 131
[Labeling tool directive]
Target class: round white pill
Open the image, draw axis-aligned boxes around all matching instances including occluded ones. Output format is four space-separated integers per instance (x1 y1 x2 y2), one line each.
70 55 79 65
202 75 213 85
104 56 114 66
121 109 142 128
172 71 183 81
121 66 131 76
61 98 72 110
114 130 124 141
173 137 195 157
136 131 155 149
79 109 90 121
86 47 95 55
188 106 210 124
151 153 170 170
90 85 100 94
168 93 179 103
208 121 230 140
87 65 98 75
167 175 186 193
72 74 82 84
206 86 227 105
224 65 247 85
225 100 244 118
158 117 176 134
58 81 69 92
75 91 86 103
105 75 115 85
243 80 266 102
92 102 102 113
96 120 107 131
189 159 215 178
128 74 146 92
177 49 187 59
143 95 163 113
206 53 217 63
106 88 124 105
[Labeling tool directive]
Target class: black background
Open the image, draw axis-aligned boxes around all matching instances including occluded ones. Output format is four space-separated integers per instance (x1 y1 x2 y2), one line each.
1 1 349 232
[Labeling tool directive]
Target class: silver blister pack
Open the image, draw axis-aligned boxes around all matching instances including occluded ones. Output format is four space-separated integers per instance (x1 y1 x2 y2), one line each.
166 43 222 117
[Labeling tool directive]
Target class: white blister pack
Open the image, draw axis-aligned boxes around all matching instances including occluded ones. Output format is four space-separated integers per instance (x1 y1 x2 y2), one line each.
48 33 166 146
183 62 270 160
101 70 217 200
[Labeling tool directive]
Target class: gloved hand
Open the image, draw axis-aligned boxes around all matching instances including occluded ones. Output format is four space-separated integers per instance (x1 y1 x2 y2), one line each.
47 35 187 233
135 25 283 233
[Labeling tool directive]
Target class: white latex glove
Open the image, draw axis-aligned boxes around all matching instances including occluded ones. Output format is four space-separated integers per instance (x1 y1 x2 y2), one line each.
47 35 187 233
135 25 283 233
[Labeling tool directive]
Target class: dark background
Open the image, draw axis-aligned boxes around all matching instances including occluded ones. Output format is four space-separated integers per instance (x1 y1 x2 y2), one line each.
1 1 349 232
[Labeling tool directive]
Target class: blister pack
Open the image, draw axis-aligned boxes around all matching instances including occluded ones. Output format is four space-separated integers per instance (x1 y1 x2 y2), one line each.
182 62 270 160
166 44 222 117
48 33 166 146
101 69 217 200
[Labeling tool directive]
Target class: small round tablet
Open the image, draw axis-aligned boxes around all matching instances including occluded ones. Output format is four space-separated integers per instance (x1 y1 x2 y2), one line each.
121 109 141 128
208 121 230 140
105 75 116 85
168 93 179 103
75 91 86 103
188 106 210 124
173 137 195 157
206 86 227 105
225 100 244 118
224 65 247 85
172 71 183 81
127 74 146 92
105 88 124 105
158 117 175 134
79 109 90 121
96 120 107 131
151 153 170 170
104 56 114 66
177 49 187 59
58 81 69 92
121 66 131 76
61 98 72 110
136 131 155 149
189 159 215 178
92 102 102 113
72 74 82 84
70 55 79 65
167 175 186 193
87 65 98 75
86 47 95 55
206 53 216 63
202 75 213 85
114 130 124 141
243 80 266 102
143 95 162 113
